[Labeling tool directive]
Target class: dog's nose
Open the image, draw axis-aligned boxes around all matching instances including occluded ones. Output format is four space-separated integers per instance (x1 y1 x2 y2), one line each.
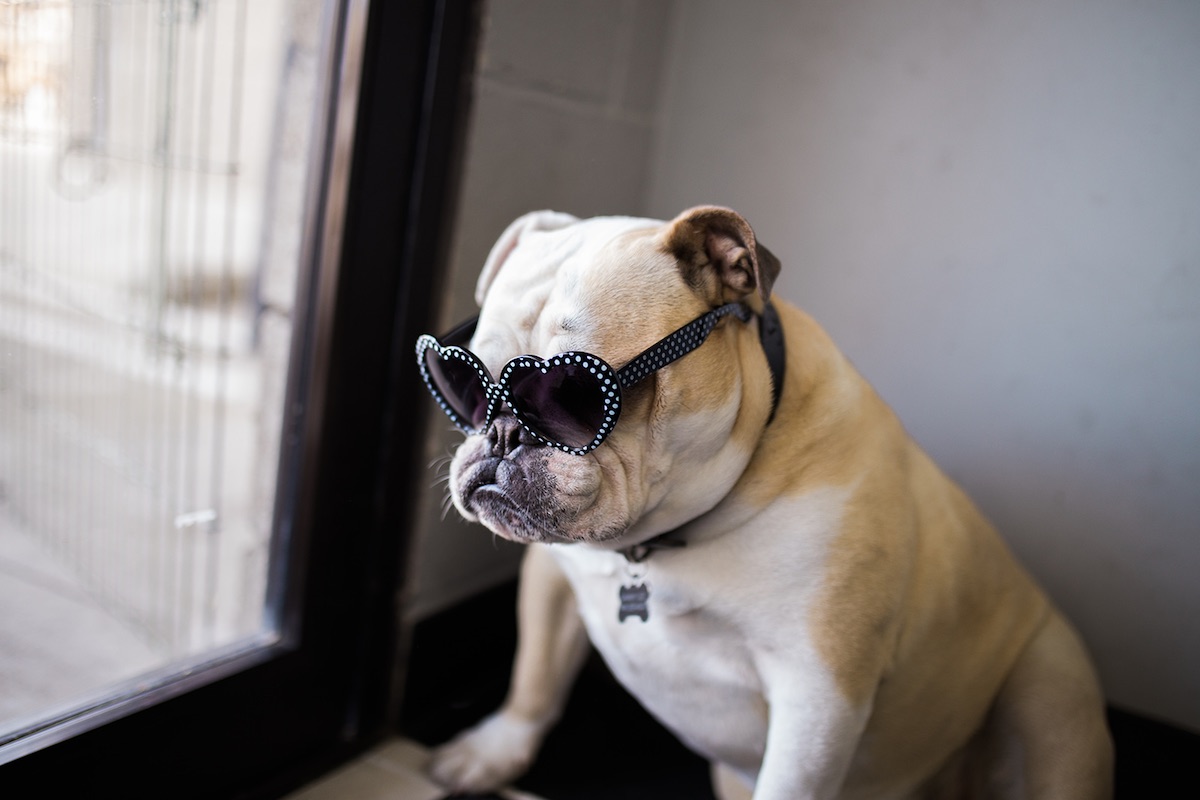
486 414 536 458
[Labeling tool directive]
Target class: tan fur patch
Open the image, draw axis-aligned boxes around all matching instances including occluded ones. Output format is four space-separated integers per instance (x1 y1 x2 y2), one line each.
729 301 1048 724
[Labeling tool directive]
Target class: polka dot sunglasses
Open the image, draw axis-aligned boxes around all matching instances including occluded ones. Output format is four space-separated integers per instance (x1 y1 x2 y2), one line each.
416 302 753 455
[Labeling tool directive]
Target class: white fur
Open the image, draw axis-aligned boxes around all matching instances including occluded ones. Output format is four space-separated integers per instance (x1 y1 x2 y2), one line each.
552 486 863 789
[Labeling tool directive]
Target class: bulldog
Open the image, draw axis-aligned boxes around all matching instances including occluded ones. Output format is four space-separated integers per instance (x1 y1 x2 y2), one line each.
416 206 1113 799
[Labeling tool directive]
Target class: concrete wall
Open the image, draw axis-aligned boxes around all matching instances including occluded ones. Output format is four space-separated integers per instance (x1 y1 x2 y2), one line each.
412 0 1200 733
648 0 1200 731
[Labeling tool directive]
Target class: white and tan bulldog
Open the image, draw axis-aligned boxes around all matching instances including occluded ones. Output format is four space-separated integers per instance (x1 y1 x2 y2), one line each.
418 207 1113 799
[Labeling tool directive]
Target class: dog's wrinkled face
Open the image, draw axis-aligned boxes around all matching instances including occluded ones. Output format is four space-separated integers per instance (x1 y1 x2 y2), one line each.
445 207 780 549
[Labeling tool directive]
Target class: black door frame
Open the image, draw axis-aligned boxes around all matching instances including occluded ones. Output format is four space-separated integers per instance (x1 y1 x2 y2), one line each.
0 0 482 796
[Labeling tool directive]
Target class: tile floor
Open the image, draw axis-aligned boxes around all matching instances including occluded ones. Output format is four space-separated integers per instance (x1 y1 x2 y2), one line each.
283 737 544 800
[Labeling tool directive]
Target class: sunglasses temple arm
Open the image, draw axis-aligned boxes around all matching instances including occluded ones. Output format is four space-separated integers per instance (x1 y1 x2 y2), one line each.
615 303 751 388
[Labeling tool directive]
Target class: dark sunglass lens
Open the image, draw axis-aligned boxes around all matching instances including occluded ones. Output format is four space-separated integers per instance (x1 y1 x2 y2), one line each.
509 362 609 449
425 350 489 428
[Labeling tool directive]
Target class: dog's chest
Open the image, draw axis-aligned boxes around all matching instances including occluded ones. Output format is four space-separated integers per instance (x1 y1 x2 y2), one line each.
554 545 770 769
549 491 848 770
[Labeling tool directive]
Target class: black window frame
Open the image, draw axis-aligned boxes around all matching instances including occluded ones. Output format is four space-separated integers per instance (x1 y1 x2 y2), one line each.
0 0 482 796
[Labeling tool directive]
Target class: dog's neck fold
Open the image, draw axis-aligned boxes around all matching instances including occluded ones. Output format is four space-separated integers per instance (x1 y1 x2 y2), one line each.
617 299 786 563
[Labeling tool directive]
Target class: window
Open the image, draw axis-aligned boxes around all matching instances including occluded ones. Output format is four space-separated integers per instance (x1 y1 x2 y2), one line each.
0 1 480 795
1 0 314 734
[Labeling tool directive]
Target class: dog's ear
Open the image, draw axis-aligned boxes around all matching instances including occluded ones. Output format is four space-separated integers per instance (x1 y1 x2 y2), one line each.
475 210 579 306
662 206 779 303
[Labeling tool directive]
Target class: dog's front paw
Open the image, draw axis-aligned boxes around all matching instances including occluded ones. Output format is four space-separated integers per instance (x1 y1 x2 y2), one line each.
427 711 544 793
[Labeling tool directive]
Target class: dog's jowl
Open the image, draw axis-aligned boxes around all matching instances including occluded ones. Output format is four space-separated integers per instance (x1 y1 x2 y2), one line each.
417 206 1114 799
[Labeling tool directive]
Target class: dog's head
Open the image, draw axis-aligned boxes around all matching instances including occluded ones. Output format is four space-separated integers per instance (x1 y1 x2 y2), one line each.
436 206 781 548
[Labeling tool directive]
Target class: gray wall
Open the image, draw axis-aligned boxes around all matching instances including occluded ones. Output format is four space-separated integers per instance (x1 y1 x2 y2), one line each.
412 0 1200 733
649 0 1200 731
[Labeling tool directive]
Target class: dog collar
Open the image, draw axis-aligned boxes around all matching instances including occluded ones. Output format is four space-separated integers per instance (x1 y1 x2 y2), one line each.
759 300 786 425
619 534 686 564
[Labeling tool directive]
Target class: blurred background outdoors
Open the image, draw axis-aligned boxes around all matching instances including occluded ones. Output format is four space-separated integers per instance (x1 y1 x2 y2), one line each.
0 0 320 733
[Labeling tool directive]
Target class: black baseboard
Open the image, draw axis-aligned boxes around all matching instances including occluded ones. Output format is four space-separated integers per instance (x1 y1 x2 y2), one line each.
1108 705 1198 797
400 579 1197 798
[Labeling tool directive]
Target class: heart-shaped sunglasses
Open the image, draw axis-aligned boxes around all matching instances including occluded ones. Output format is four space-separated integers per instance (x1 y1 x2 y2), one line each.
416 302 753 455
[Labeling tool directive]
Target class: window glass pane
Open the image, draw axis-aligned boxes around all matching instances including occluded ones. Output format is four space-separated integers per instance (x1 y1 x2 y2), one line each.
0 0 322 737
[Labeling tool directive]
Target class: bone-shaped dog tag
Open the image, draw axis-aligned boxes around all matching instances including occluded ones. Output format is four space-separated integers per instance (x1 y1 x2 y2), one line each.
618 583 650 623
